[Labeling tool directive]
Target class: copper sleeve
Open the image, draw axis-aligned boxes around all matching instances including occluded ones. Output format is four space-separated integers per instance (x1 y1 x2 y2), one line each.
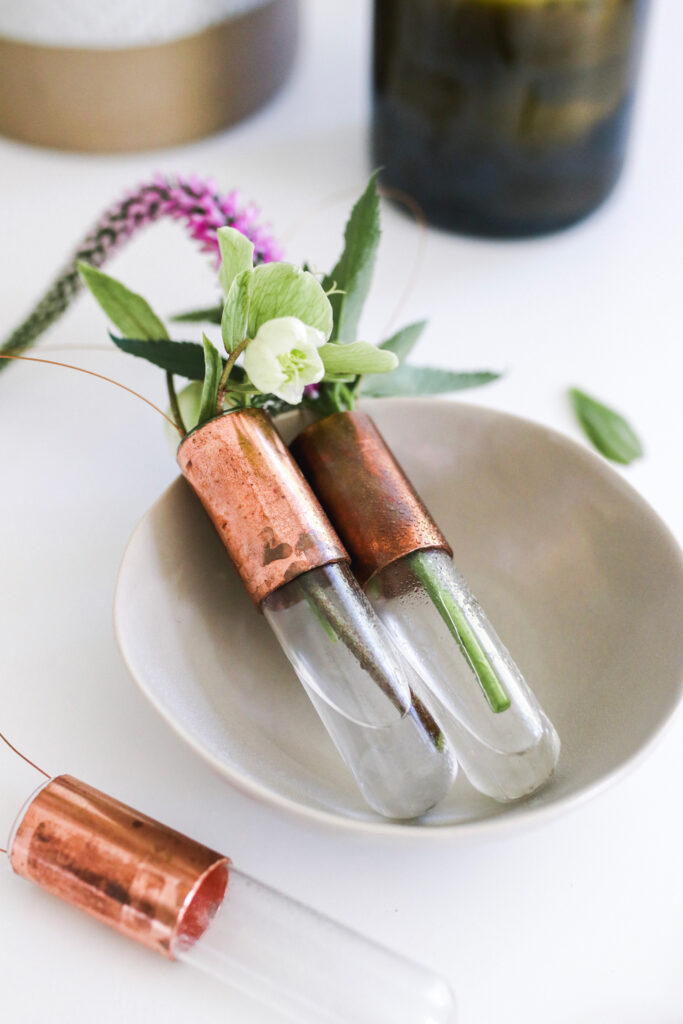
292 411 451 585
177 409 348 606
10 775 229 959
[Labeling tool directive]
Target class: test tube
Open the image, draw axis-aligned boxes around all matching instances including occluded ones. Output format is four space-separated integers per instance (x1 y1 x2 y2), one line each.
293 411 560 802
8 774 457 1023
178 409 456 819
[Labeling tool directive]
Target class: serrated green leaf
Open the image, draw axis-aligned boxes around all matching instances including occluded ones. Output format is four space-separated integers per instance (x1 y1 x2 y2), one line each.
221 269 254 353
322 173 381 342
246 263 333 340
79 262 168 340
362 364 500 397
110 335 207 379
217 227 255 294
379 321 427 362
171 305 223 325
198 334 223 426
569 388 643 464
320 342 398 377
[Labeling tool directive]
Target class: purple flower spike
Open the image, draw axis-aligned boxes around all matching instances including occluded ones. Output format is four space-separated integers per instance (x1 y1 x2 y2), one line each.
1 173 282 366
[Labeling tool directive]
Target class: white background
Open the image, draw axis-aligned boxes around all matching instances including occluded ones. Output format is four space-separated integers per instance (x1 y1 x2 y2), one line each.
1 2 682 1022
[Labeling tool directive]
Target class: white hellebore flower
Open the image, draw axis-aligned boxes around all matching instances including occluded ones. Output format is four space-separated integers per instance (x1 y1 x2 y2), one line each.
244 316 326 404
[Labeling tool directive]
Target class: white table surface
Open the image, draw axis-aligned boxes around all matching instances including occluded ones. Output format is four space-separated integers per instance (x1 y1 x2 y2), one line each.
1 2 682 1022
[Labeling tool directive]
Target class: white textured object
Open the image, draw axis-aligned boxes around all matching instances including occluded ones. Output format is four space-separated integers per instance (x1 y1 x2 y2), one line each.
0 0 272 49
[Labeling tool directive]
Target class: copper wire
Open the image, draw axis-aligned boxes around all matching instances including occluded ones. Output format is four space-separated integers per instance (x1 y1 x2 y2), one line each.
0 352 182 853
376 184 428 339
0 353 183 435
0 731 51 855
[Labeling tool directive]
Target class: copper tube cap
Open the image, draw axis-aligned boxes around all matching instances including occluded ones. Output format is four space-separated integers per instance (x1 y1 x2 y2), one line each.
292 411 452 585
10 775 229 959
177 409 348 606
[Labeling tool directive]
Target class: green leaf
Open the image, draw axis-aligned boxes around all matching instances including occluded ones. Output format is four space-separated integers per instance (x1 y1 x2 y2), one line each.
569 388 643 464
217 227 255 294
320 342 398 377
78 262 168 340
221 269 254 353
362 364 500 397
198 335 223 426
246 263 333 340
171 304 223 325
322 173 381 342
379 320 427 362
110 335 207 379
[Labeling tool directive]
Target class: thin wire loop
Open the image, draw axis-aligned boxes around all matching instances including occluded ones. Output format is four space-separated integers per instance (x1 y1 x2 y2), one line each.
0 731 50 779
377 184 428 339
280 181 428 343
0 731 51 855
0 353 183 435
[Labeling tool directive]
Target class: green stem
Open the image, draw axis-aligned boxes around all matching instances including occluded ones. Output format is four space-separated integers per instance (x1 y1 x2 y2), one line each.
410 551 511 714
302 586 339 644
166 372 186 435
296 572 406 715
216 337 250 413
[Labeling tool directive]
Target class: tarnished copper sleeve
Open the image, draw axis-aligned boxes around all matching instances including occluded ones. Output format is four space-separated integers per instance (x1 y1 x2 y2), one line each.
292 411 451 585
10 775 229 959
177 409 348 606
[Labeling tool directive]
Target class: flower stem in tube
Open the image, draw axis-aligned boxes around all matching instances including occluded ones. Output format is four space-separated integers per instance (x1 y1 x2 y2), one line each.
410 551 511 714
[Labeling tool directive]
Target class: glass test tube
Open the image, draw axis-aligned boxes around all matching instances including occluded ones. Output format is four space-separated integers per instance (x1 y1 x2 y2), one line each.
293 410 561 803
368 548 560 801
178 409 456 819
8 774 457 1024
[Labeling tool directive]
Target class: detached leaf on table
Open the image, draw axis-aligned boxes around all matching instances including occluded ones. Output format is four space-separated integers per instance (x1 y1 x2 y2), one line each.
570 388 643 465
362 364 500 397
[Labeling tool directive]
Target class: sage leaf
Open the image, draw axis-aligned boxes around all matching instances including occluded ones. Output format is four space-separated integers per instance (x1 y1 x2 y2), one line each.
110 335 207 379
171 304 223 325
322 173 381 342
570 388 643 464
198 334 223 426
320 342 398 377
362 365 500 397
79 262 168 340
379 320 427 363
221 269 253 353
217 227 255 294
246 263 333 340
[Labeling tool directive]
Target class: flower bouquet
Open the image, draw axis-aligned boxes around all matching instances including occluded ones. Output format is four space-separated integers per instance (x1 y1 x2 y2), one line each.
7 173 561 816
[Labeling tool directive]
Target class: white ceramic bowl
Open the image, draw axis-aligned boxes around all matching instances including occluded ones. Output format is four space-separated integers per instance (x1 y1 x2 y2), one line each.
114 399 683 836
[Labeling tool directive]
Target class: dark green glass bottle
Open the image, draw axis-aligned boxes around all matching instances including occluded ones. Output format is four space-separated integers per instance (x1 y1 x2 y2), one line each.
372 0 649 237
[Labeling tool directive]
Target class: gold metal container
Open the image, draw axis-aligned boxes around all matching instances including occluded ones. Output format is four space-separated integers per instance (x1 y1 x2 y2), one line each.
292 411 451 585
177 409 348 606
0 0 298 152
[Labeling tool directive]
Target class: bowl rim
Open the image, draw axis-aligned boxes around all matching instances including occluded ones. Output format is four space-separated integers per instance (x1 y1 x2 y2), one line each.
114 398 683 840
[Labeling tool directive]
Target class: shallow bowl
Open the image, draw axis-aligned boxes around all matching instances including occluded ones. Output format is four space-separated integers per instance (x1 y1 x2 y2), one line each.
114 399 683 836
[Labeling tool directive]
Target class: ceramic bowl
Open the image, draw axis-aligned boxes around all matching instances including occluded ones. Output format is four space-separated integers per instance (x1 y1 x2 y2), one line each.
114 399 683 836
